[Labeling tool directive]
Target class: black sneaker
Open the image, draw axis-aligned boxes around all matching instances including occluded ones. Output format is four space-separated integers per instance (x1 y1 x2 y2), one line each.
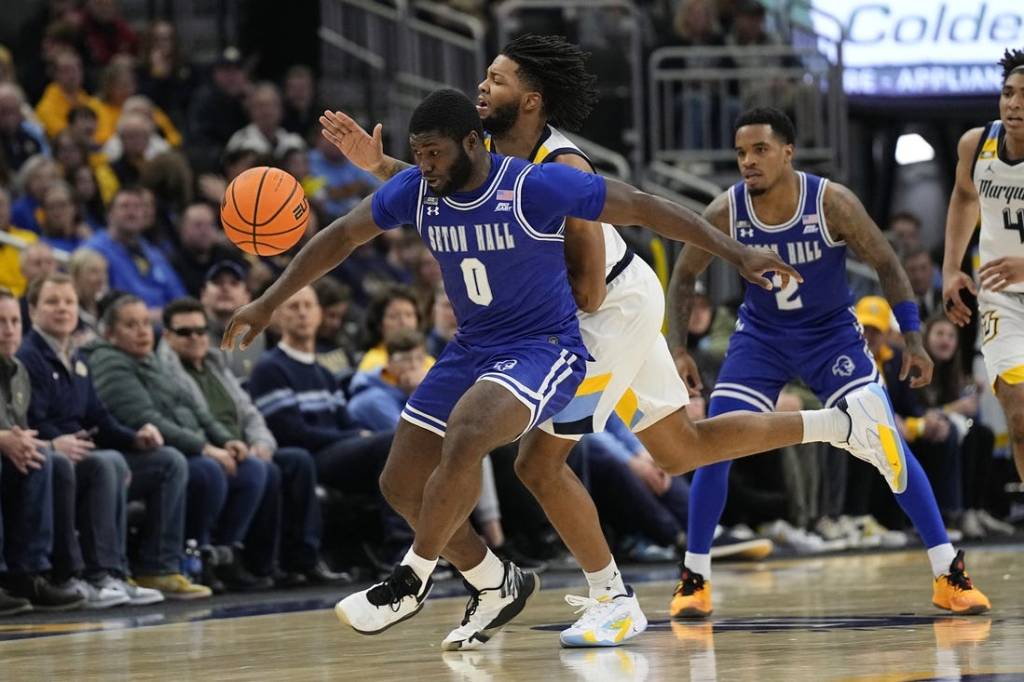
335 564 433 635
441 561 539 651
304 559 353 586
7 574 86 612
0 587 32 616
216 544 272 591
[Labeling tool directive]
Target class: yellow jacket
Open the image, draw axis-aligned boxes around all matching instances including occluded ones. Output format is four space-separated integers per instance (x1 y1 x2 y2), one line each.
94 100 182 147
34 83 102 140
0 227 39 297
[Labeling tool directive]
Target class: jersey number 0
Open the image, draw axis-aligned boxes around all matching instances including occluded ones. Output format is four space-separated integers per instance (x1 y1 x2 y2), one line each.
460 258 493 306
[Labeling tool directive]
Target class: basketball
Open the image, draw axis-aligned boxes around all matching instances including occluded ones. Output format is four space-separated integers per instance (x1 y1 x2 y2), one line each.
221 166 310 256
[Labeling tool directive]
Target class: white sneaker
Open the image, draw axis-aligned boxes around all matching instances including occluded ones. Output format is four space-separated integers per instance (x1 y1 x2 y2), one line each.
836 384 908 493
117 577 164 605
69 577 131 609
560 586 647 647
977 509 1016 536
335 564 432 635
854 514 908 548
559 647 651 681
442 561 539 651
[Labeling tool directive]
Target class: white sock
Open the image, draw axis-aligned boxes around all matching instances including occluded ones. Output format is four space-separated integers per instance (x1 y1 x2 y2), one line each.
800 408 850 444
584 559 626 599
401 548 438 585
460 549 506 590
684 551 712 580
927 543 957 578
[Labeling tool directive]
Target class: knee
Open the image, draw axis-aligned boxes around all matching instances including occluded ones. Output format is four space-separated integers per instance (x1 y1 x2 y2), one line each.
514 450 560 494
156 446 189 484
237 457 269 488
440 423 492 468
263 459 282 492
49 451 75 486
379 469 419 519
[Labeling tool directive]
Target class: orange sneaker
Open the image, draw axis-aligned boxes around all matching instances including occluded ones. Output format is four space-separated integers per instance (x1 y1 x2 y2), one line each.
670 566 712 619
932 550 991 615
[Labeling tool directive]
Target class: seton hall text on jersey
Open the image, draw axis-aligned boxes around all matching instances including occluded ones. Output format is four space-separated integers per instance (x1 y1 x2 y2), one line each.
749 240 823 265
426 223 517 253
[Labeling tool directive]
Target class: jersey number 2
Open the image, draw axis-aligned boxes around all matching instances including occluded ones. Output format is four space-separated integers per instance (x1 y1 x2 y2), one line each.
772 274 803 310
461 258 493 306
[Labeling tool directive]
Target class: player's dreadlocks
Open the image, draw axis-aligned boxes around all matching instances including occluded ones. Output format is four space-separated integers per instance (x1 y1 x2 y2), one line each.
500 34 598 132
999 47 1024 84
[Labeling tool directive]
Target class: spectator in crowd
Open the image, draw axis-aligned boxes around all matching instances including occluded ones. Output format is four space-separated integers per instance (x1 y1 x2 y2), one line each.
225 82 305 159
66 105 119 205
307 133 378 219
18 241 58 328
20 273 167 607
357 285 433 372
201 260 265 381
94 56 181 147
0 83 50 173
247 286 403 549
88 293 267 593
34 50 100 140
187 47 250 174
77 0 139 69
425 286 456 358
52 129 88 178
83 187 186 314
170 203 242 297
105 112 158 187
312 277 358 377
672 0 724 49
348 329 428 431
0 186 40 297
68 247 107 347
38 181 88 252
281 64 319 137
135 20 195 128
157 297 347 585
12 155 61 234
68 163 108 231
410 246 442 307
0 287 84 612
903 245 943 318
888 211 923 255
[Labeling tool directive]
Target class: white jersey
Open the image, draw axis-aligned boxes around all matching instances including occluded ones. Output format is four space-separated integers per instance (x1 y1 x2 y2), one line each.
485 125 628 274
973 120 1024 294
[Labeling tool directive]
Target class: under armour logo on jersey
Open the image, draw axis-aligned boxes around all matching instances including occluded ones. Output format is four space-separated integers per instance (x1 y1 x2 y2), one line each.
426 206 440 216
495 202 512 212
832 355 855 377
493 359 518 372
739 228 754 238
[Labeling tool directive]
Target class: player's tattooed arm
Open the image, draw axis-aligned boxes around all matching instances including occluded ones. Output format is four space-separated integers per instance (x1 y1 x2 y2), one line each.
942 127 984 326
824 182 934 387
319 110 411 181
665 191 730 395
552 153 607 312
221 197 384 351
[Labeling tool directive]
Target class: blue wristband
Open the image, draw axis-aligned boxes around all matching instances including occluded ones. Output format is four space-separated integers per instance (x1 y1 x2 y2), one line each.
892 301 921 333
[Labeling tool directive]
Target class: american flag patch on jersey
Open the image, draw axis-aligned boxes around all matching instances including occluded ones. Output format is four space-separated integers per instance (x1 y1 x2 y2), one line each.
802 214 819 224
497 190 515 201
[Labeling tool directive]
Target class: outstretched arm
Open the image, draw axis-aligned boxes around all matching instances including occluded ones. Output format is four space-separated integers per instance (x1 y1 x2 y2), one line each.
942 128 983 325
824 182 933 388
597 178 801 291
221 197 384 350
320 110 411 182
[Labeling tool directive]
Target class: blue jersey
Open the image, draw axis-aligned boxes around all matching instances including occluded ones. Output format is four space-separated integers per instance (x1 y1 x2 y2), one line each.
730 172 852 329
371 153 607 347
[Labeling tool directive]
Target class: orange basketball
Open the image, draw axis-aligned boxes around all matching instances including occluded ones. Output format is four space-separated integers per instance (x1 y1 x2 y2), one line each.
221 166 310 256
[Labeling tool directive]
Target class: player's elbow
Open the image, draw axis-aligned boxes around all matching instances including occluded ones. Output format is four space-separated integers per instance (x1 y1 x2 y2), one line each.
573 285 606 313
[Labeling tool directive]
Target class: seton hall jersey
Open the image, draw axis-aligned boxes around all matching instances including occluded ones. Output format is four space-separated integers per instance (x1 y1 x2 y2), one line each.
484 126 628 274
371 153 606 347
973 120 1024 294
729 171 853 328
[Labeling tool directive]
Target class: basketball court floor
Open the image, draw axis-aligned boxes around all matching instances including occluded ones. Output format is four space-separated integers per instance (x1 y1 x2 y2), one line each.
2 545 1022 680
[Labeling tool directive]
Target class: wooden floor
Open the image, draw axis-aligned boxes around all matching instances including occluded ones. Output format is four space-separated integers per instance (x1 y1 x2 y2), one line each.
2 546 1023 681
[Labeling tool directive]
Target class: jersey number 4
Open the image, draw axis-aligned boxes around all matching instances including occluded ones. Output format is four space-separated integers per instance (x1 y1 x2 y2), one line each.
1002 208 1024 243
461 258 493 306
772 273 804 310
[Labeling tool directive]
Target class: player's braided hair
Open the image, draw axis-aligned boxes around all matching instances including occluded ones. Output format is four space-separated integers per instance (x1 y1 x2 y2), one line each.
409 88 484 143
999 47 1024 84
500 34 598 132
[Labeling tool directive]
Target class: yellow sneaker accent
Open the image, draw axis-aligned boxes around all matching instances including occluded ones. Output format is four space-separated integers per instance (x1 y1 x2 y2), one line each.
876 423 903 491
670 570 712 619
134 574 212 600
609 617 632 644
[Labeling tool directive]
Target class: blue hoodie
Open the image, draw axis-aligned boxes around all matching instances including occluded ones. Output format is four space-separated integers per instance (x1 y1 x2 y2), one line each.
346 367 409 431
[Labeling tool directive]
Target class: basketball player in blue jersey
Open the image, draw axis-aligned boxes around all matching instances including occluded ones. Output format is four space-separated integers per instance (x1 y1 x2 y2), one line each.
319 36 920 649
668 107 992 619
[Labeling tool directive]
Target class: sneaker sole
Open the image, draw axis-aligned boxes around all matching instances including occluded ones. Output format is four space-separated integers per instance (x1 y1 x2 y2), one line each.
128 595 166 606
161 590 213 600
560 608 649 648
933 600 991 615
671 606 713 619
84 596 132 610
336 582 434 636
710 538 773 561
440 573 541 651
0 603 33 616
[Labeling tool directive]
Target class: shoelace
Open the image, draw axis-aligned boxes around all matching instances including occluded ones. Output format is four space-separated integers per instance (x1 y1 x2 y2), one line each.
674 568 705 597
367 569 419 611
460 581 482 626
564 594 616 630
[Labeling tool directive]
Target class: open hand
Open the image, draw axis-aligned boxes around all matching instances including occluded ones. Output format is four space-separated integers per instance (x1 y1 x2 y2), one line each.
979 257 1024 293
319 110 385 174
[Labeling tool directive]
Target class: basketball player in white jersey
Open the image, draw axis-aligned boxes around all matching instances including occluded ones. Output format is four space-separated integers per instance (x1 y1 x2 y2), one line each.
944 47 1024 483
320 35 896 648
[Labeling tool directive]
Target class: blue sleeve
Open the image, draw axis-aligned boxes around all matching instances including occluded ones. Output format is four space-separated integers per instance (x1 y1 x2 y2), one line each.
370 167 423 230
347 387 402 431
519 163 607 232
582 431 635 465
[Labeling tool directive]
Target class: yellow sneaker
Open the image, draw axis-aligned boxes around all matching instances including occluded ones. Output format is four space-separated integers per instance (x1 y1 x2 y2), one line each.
670 566 712 619
134 574 212 601
932 551 991 615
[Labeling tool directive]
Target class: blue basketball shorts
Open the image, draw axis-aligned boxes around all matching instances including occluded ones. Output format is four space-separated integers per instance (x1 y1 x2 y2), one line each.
401 335 587 440
708 311 881 417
